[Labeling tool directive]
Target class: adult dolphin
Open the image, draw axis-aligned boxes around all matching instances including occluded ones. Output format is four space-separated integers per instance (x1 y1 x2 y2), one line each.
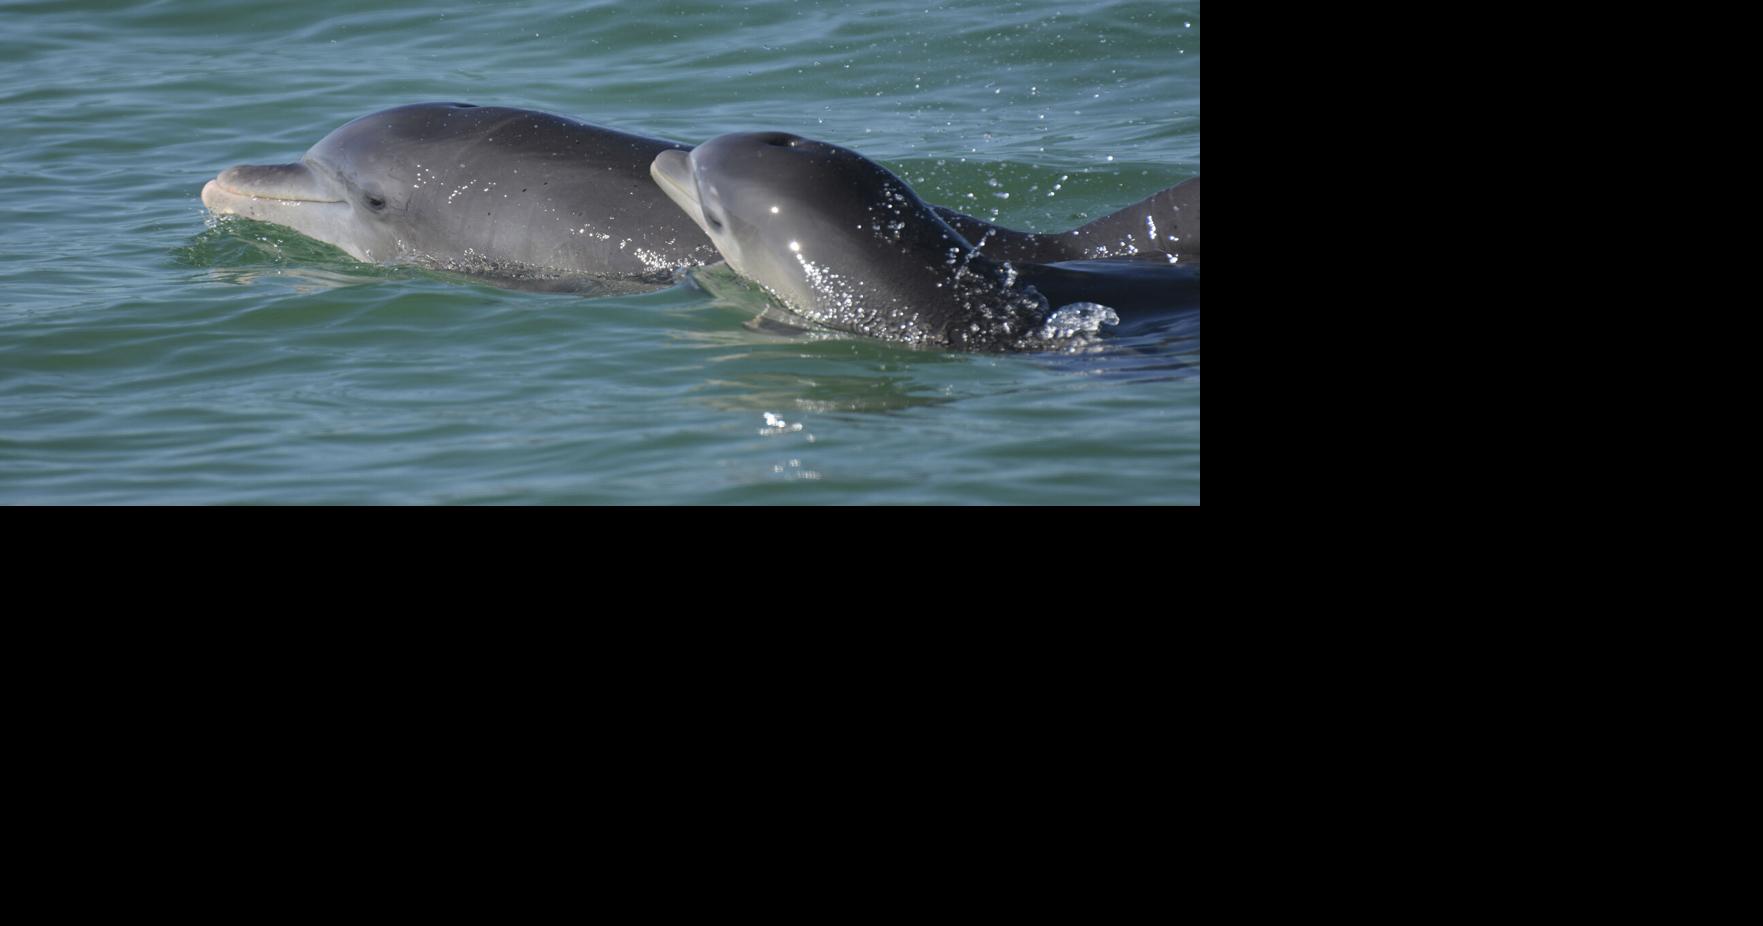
651 131 1199 351
201 101 1164 283
201 102 720 281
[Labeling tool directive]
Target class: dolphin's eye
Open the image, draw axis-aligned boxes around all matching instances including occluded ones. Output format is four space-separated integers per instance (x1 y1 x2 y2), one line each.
365 194 387 210
704 211 725 232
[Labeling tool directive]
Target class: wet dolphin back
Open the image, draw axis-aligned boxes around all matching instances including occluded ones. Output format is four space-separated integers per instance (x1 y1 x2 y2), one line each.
1072 176 1199 257
931 176 1200 263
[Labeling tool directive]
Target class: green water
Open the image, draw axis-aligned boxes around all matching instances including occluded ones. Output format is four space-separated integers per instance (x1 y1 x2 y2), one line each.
1 0 1199 504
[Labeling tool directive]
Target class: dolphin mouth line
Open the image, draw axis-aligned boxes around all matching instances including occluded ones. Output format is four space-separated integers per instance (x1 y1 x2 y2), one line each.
649 154 695 203
650 150 709 234
204 162 348 210
208 177 344 204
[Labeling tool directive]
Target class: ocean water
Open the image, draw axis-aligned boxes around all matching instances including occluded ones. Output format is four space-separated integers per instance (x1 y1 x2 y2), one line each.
0 0 1200 505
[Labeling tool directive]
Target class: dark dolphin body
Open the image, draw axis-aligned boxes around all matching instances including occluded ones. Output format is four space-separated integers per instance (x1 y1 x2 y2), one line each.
650 132 1199 351
201 102 1164 287
932 178 1199 263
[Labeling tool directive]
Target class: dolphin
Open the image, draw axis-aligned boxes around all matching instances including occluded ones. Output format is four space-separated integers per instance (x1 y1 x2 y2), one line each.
201 102 723 281
201 102 1177 285
931 179 1199 264
650 132 1199 351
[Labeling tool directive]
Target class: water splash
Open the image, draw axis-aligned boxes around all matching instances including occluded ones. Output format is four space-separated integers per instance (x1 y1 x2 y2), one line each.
760 411 806 436
1038 301 1120 341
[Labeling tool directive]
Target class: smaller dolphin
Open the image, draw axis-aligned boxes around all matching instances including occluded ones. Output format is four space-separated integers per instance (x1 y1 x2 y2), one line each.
931 179 1198 264
651 132 1199 350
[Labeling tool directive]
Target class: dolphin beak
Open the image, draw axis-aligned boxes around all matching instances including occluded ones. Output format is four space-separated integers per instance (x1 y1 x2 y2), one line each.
651 149 711 236
200 159 366 260
202 161 344 214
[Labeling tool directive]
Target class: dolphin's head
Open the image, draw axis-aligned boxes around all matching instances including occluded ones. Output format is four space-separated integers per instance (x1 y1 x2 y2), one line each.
650 133 859 301
201 103 482 262
652 131 985 343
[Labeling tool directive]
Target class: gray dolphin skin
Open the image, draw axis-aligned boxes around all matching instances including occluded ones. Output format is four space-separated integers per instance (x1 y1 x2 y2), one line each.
651 132 1199 350
202 102 723 280
200 102 1117 285
932 178 1199 263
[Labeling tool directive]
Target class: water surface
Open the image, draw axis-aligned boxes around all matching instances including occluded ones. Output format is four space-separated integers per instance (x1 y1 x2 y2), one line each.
0 0 1200 504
